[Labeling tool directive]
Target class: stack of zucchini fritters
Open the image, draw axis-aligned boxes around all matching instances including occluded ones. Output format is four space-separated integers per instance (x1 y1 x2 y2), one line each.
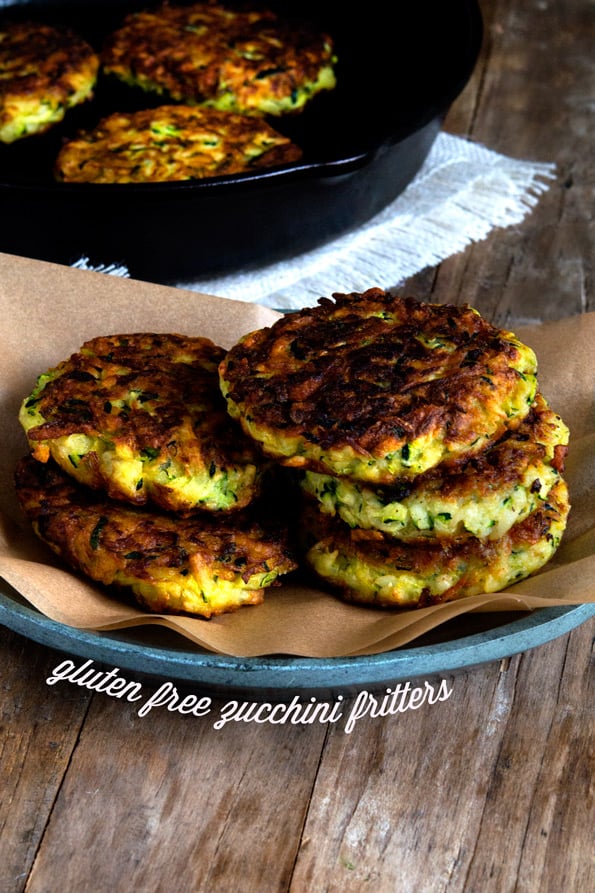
15 289 571 618
219 288 571 609
15 333 298 618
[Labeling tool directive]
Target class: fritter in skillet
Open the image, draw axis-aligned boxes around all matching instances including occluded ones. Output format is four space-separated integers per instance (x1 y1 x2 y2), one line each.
54 103 302 183
300 478 570 609
300 392 569 542
19 333 269 514
0 21 99 143
15 455 297 618
101 1 336 116
219 289 539 485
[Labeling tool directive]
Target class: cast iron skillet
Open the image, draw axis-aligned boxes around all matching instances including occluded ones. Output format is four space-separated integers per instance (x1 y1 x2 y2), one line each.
0 0 483 284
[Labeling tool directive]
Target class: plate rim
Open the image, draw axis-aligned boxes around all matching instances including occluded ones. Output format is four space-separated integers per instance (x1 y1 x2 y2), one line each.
2 585 593 698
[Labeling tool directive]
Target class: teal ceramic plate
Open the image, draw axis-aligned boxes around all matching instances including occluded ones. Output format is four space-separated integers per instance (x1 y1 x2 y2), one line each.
1 584 593 700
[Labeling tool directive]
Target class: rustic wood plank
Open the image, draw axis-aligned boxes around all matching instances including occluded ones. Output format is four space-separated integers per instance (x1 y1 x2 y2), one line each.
0 629 91 893
520 622 595 891
524 623 594 886
288 661 512 891
437 0 595 325
462 620 595 892
23 686 328 893
289 622 594 892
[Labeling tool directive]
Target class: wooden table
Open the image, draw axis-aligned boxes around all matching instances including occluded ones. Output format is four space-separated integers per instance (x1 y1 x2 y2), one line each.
2 1 593 890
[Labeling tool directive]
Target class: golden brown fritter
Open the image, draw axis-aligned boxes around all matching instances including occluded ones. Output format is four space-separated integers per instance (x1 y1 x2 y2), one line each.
0 20 99 143
101 1 336 116
219 289 539 485
300 478 570 608
19 333 269 514
300 392 569 542
54 103 302 183
15 455 298 618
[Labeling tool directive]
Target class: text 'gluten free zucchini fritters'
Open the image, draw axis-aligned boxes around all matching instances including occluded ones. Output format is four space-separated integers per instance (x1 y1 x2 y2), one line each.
19 332 269 514
219 288 539 484
15 454 297 618
101 1 336 117
0 21 99 143
54 104 302 184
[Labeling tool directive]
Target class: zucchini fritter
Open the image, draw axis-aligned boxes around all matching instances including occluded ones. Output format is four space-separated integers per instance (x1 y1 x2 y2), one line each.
0 21 99 143
19 333 268 514
101 1 336 116
15 455 297 618
219 289 539 484
300 393 569 542
300 478 570 609
54 103 302 183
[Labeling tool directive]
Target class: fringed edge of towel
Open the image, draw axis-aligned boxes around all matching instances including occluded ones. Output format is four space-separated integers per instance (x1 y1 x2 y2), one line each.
71 256 130 278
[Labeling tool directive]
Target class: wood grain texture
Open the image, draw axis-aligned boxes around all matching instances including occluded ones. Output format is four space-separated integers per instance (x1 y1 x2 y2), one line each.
1 1 594 891
438 0 595 325
22 681 328 893
0 629 91 893
290 622 594 892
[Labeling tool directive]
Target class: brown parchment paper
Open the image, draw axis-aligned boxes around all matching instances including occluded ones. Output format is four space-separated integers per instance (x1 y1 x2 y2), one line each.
0 251 593 658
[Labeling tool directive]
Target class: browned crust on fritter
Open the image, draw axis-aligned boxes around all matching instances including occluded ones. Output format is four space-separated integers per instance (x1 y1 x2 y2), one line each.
0 21 98 119
22 333 266 510
25 333 227 449
380 392 567 504
220 289 537 471
14 454 298 617
54 104 302 183
101 2 334 111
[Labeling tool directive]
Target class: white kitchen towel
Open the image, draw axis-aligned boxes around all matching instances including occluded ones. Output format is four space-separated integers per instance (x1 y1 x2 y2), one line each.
74 131 557 310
